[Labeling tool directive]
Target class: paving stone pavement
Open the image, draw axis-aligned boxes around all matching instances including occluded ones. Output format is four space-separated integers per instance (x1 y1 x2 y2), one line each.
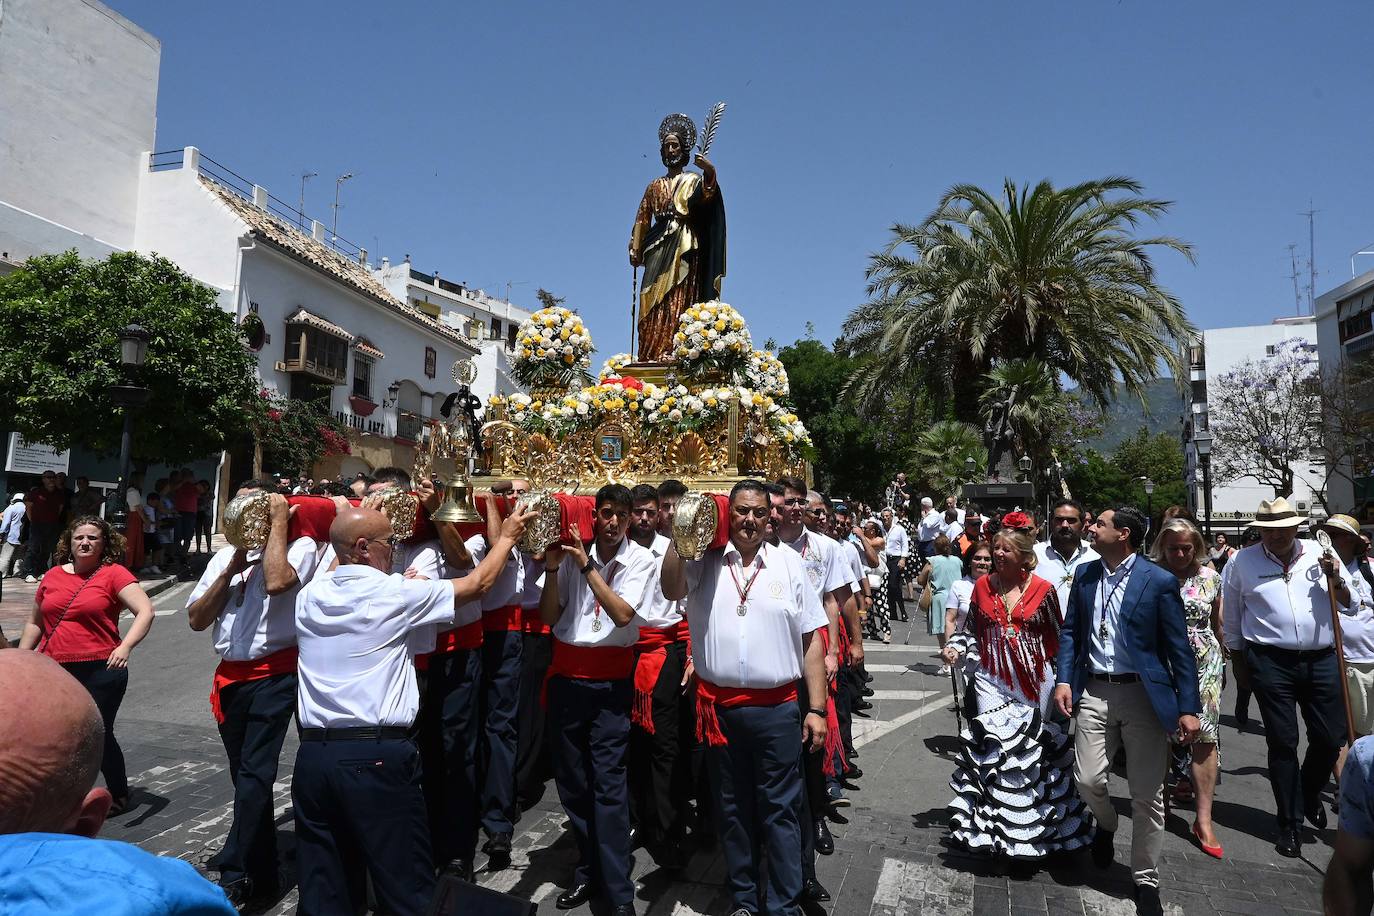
96 601 1330 915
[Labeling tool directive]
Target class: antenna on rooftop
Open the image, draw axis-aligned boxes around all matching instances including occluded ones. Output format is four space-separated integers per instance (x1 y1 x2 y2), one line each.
1287 244 1302 316
1300 201 1319 315
298 171 317 230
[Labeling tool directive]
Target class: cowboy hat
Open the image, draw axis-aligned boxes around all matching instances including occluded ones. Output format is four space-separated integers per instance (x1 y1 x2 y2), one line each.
1252 497 1304 528
1319 514 1362 538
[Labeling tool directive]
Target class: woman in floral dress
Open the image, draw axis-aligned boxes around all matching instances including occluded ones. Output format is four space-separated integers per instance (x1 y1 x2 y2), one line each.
1151 518 1225 858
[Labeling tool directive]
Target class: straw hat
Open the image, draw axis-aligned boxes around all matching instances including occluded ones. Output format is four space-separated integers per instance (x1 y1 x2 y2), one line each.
1319 514 1362 538
1252 497 1304 528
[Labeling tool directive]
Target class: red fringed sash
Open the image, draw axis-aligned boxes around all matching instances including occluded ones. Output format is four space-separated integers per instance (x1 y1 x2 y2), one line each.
817 628 845 777
540 638 636 707
414 620 484 671
209 646 298 724
482 604 522 632
632 621 688 733
968 574 1060 702
695 678 798 747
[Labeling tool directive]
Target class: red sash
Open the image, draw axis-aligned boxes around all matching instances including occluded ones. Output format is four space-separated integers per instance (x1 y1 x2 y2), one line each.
482 604 522 632
694 678 798 747
632 621 688 733
817 628 846 777
414 620 484 671
540 639 635 707
209 646 298 725
521 609 551 636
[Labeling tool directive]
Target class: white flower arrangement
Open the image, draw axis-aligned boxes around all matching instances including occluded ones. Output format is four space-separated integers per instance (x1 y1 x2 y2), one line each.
598 352 633 380
642 383 736 433
671 302 753 381
745 349 790 398
511 306 594 388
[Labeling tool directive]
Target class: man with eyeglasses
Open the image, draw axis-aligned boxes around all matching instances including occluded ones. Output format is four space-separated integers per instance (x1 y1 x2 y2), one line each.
661 480 829 916
538 484 656 916
291 502 532 916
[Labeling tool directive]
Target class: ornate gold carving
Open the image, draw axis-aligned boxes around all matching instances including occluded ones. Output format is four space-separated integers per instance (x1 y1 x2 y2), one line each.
375 487 419 540
671 492 719 560
224 492 271 550
514 491 562 553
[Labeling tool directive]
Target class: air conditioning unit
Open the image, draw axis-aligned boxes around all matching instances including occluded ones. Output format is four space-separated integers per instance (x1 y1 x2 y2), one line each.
274 360 287 372
1297 500 1309 511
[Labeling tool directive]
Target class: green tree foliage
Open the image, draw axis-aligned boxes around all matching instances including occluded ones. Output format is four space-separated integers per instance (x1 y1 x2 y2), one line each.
256 392 352 477
776 338 920 500
0 250 262 463
1065 428 1186 531
841 177 1195 423
912 421 987 498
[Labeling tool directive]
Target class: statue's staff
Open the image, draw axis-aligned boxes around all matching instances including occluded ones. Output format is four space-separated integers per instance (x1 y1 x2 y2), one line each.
630 267 639 361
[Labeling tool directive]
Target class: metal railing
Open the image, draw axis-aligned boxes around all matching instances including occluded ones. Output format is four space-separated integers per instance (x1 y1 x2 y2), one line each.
396 411 424 442
148 148 368 264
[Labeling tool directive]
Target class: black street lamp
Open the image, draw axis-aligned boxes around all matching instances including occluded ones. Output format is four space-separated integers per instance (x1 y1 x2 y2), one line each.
1142 477 1156 545
1193 429 1214 539
1017 453 1032 482
107 325 150 530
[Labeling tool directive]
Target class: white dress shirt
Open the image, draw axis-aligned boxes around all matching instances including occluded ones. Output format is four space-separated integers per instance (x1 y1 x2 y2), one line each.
917 509 945 543
188 538 321 662
838 538 865 588
464 533 524 611
1341 560 1374 663
1088 554 1138 675
520 553 544 609
1222 541 1353 651
1034 540 1099 619
638 533 685 628
549 537 654 648
684 540 829 689
781 529 851 599
942 519 963 543
884 523 909 558
295 565 455 728
947 576 976 633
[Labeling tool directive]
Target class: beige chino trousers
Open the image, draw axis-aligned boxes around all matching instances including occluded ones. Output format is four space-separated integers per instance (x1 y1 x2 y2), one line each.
1072 680 1169 888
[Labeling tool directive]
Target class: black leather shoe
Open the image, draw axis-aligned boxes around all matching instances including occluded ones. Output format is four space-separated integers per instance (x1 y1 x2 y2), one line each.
610 905 636 916
1306 803 1328 831
218 878 254 907
844 765 864 780
1132 884 1163 916
854 699 873 711
482 832 512 870
1090 829 1115 869
802 878 831 902
556 883 596 909
1276 827 1302 858
861 685 875 696
439 858 474 882
814 818 834 855
727 909 756 916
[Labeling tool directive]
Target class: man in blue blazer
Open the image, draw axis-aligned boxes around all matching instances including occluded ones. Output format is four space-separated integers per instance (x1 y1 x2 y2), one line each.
1053 507 1200 915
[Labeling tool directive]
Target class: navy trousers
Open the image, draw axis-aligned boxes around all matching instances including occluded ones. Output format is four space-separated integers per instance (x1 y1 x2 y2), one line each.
514 630 553 809
1247 643 1348 831
707 702 804 916
629 640 687 847
215 672 296 885
547 675 635 906
417 647 483 865
292 736 435 916
480 629 522 836
796 687 826 883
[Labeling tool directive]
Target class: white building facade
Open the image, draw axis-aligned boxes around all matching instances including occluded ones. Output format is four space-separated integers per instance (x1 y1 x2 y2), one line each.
374 262 530 403
1182 316 1324 534
1314 268 1374 517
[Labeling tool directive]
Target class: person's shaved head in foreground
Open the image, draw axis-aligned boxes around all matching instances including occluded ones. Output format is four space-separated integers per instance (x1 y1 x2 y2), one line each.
330 506 394 570
0 651 109 836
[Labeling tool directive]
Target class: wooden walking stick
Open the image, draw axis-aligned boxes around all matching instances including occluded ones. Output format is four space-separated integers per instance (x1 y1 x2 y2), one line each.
950 661 964 734
1316 529 1359 744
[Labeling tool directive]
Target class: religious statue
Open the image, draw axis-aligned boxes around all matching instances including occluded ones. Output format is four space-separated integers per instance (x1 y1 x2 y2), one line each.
628 111 727 362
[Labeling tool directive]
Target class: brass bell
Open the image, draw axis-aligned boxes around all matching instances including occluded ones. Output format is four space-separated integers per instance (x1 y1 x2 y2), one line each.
431 477 483 524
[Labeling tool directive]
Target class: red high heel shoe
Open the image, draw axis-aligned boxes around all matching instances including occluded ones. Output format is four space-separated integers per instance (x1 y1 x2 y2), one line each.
1192 822 1223 859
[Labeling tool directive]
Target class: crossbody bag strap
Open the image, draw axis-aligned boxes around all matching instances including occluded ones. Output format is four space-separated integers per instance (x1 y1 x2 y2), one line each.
38 570 100 654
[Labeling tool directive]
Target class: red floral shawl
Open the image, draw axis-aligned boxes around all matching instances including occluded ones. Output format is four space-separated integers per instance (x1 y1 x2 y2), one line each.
967 574 1061 701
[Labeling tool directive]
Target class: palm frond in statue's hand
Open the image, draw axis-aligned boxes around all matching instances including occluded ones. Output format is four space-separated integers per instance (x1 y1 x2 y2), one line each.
698 102 726 155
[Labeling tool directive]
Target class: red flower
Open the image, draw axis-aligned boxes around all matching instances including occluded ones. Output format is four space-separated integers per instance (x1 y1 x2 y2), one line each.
1001 511 1033 531
267 409 282 422
617 375 644 391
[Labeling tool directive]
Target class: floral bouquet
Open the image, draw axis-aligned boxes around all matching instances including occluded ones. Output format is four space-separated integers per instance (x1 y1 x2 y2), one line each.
671 302 752 381
512 306 593 389
641 383 736 433
744 349 789 398
599 352 633 380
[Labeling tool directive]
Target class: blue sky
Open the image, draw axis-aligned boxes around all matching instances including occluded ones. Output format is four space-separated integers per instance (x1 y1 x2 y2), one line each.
108 0 1374 359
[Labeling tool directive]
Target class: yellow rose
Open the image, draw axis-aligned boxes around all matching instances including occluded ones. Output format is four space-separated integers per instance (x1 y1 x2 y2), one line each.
629 402 639 411
563 353 574 364
536 348 546 357
706 397 717 406
531 401 542 410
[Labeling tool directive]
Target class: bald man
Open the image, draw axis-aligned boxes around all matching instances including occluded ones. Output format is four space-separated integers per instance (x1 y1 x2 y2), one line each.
0 651 235 913
291 505 531 916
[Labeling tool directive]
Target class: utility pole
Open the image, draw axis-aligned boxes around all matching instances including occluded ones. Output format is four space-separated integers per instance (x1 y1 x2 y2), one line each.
332 172 354 241
1288 244 1302 315
298 171 317 230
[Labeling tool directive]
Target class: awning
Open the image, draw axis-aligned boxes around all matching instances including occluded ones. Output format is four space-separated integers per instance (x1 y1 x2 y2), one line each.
355 338 385 360
286 307 354 343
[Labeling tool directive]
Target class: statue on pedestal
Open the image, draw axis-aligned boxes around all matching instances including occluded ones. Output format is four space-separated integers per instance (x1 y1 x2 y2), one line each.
628 111 727 362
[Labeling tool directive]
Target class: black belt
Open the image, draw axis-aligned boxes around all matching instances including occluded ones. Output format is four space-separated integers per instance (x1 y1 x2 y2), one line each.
1090 672 1140 684
298 726 411 742
1248 642 1334 661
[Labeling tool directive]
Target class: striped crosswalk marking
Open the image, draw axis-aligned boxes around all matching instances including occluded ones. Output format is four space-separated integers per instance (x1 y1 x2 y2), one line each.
871 857 973 915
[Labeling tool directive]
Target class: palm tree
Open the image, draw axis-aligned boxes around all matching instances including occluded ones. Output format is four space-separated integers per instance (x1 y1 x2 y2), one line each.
841 177 1195 422
912 420 987 498
978 358 1061 472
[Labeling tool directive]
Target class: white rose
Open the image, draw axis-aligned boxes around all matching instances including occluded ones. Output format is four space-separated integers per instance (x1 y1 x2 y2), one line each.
712 340 725 351
669 408 682 421
576 402 589 415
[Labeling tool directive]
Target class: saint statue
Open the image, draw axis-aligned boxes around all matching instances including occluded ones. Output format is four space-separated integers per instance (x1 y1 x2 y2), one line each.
628 113 727 362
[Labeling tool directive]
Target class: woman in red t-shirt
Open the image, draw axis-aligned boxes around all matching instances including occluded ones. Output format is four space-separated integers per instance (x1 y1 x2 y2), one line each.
18 515 156 814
